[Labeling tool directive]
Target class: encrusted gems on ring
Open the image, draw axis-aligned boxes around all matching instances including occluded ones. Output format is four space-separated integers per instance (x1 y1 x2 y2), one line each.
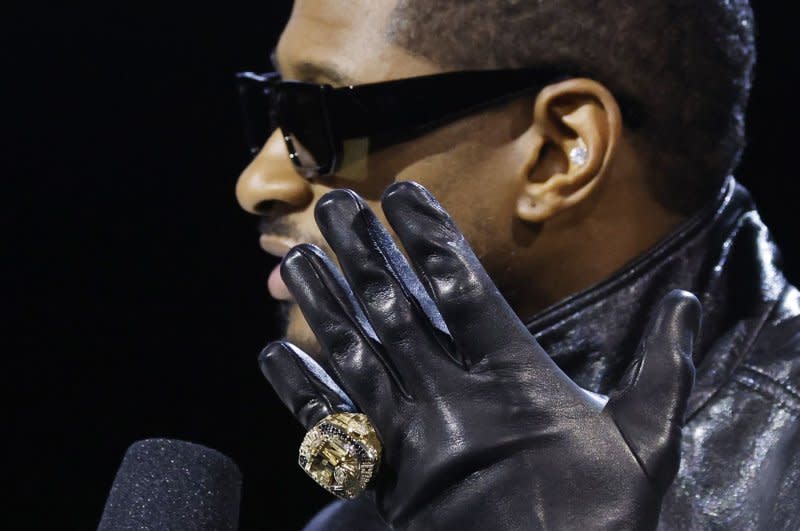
298 413 382 499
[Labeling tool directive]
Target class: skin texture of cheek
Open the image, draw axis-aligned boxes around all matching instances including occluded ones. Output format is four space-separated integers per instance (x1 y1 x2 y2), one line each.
393 142 541 311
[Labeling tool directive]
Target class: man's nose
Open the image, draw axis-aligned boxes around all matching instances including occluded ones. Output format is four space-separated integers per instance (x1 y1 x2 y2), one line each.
235 130 314 214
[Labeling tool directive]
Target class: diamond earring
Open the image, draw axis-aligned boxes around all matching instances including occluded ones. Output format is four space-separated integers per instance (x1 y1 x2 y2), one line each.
569 144 588 167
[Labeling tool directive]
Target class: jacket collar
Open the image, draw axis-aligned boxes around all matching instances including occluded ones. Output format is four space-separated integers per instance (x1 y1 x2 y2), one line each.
525 177 787 417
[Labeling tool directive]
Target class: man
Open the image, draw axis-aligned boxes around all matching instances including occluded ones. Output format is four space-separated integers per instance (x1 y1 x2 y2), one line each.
236 1 799 529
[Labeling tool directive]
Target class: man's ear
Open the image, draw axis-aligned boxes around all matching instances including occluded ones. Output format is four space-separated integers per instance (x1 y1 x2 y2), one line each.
516 78 622 223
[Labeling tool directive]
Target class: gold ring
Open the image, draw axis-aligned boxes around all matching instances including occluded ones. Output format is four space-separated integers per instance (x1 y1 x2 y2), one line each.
298 412 382 499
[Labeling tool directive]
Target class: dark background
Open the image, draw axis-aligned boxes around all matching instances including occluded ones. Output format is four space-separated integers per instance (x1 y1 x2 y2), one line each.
4 2 798 529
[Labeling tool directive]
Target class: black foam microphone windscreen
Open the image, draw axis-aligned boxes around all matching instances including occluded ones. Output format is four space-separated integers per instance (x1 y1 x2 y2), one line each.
98 438 242 530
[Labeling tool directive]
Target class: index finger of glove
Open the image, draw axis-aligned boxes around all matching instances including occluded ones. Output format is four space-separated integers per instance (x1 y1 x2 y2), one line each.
381 181 543 369
259 341 356 430
280 244 408 421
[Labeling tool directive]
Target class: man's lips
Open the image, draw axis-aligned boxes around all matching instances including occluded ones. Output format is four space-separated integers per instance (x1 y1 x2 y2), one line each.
259 234 300 301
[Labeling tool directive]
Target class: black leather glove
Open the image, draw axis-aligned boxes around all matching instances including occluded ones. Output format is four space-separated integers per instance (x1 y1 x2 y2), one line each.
259 182 700 531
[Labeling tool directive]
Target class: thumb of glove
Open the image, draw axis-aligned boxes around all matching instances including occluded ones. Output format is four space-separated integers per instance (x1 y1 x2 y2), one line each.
608 289 701 491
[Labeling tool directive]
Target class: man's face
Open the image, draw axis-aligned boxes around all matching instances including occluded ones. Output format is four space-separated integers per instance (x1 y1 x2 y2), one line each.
236 0 539 357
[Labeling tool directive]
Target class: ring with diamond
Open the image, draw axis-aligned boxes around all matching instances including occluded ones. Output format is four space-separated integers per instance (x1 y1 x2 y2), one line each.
298 412 382 499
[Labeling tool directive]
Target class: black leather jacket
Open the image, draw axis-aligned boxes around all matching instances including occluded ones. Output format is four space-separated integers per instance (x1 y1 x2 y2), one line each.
303 177 800 531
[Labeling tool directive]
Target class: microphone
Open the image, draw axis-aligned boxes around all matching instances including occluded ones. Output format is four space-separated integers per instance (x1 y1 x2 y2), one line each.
98 439 242 530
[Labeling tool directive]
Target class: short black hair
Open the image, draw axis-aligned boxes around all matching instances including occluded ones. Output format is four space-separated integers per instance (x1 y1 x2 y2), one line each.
388 0 756 213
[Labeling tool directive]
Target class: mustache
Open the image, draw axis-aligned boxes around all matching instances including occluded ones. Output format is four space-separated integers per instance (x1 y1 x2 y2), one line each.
257 217 327 250
258 216 295 238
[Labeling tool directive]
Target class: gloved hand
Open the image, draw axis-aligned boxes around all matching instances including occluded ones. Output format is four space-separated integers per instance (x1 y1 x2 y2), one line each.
259 182 700 531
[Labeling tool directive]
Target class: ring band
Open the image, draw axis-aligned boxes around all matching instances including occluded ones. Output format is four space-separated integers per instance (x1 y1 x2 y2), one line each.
298 412 382 499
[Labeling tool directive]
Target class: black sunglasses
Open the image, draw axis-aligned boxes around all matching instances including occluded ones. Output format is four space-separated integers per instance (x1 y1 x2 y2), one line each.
235 68 644 178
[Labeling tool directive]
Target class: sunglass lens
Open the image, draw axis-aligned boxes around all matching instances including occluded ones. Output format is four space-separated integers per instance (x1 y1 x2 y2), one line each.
236 74 274 155
276 85 336 175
